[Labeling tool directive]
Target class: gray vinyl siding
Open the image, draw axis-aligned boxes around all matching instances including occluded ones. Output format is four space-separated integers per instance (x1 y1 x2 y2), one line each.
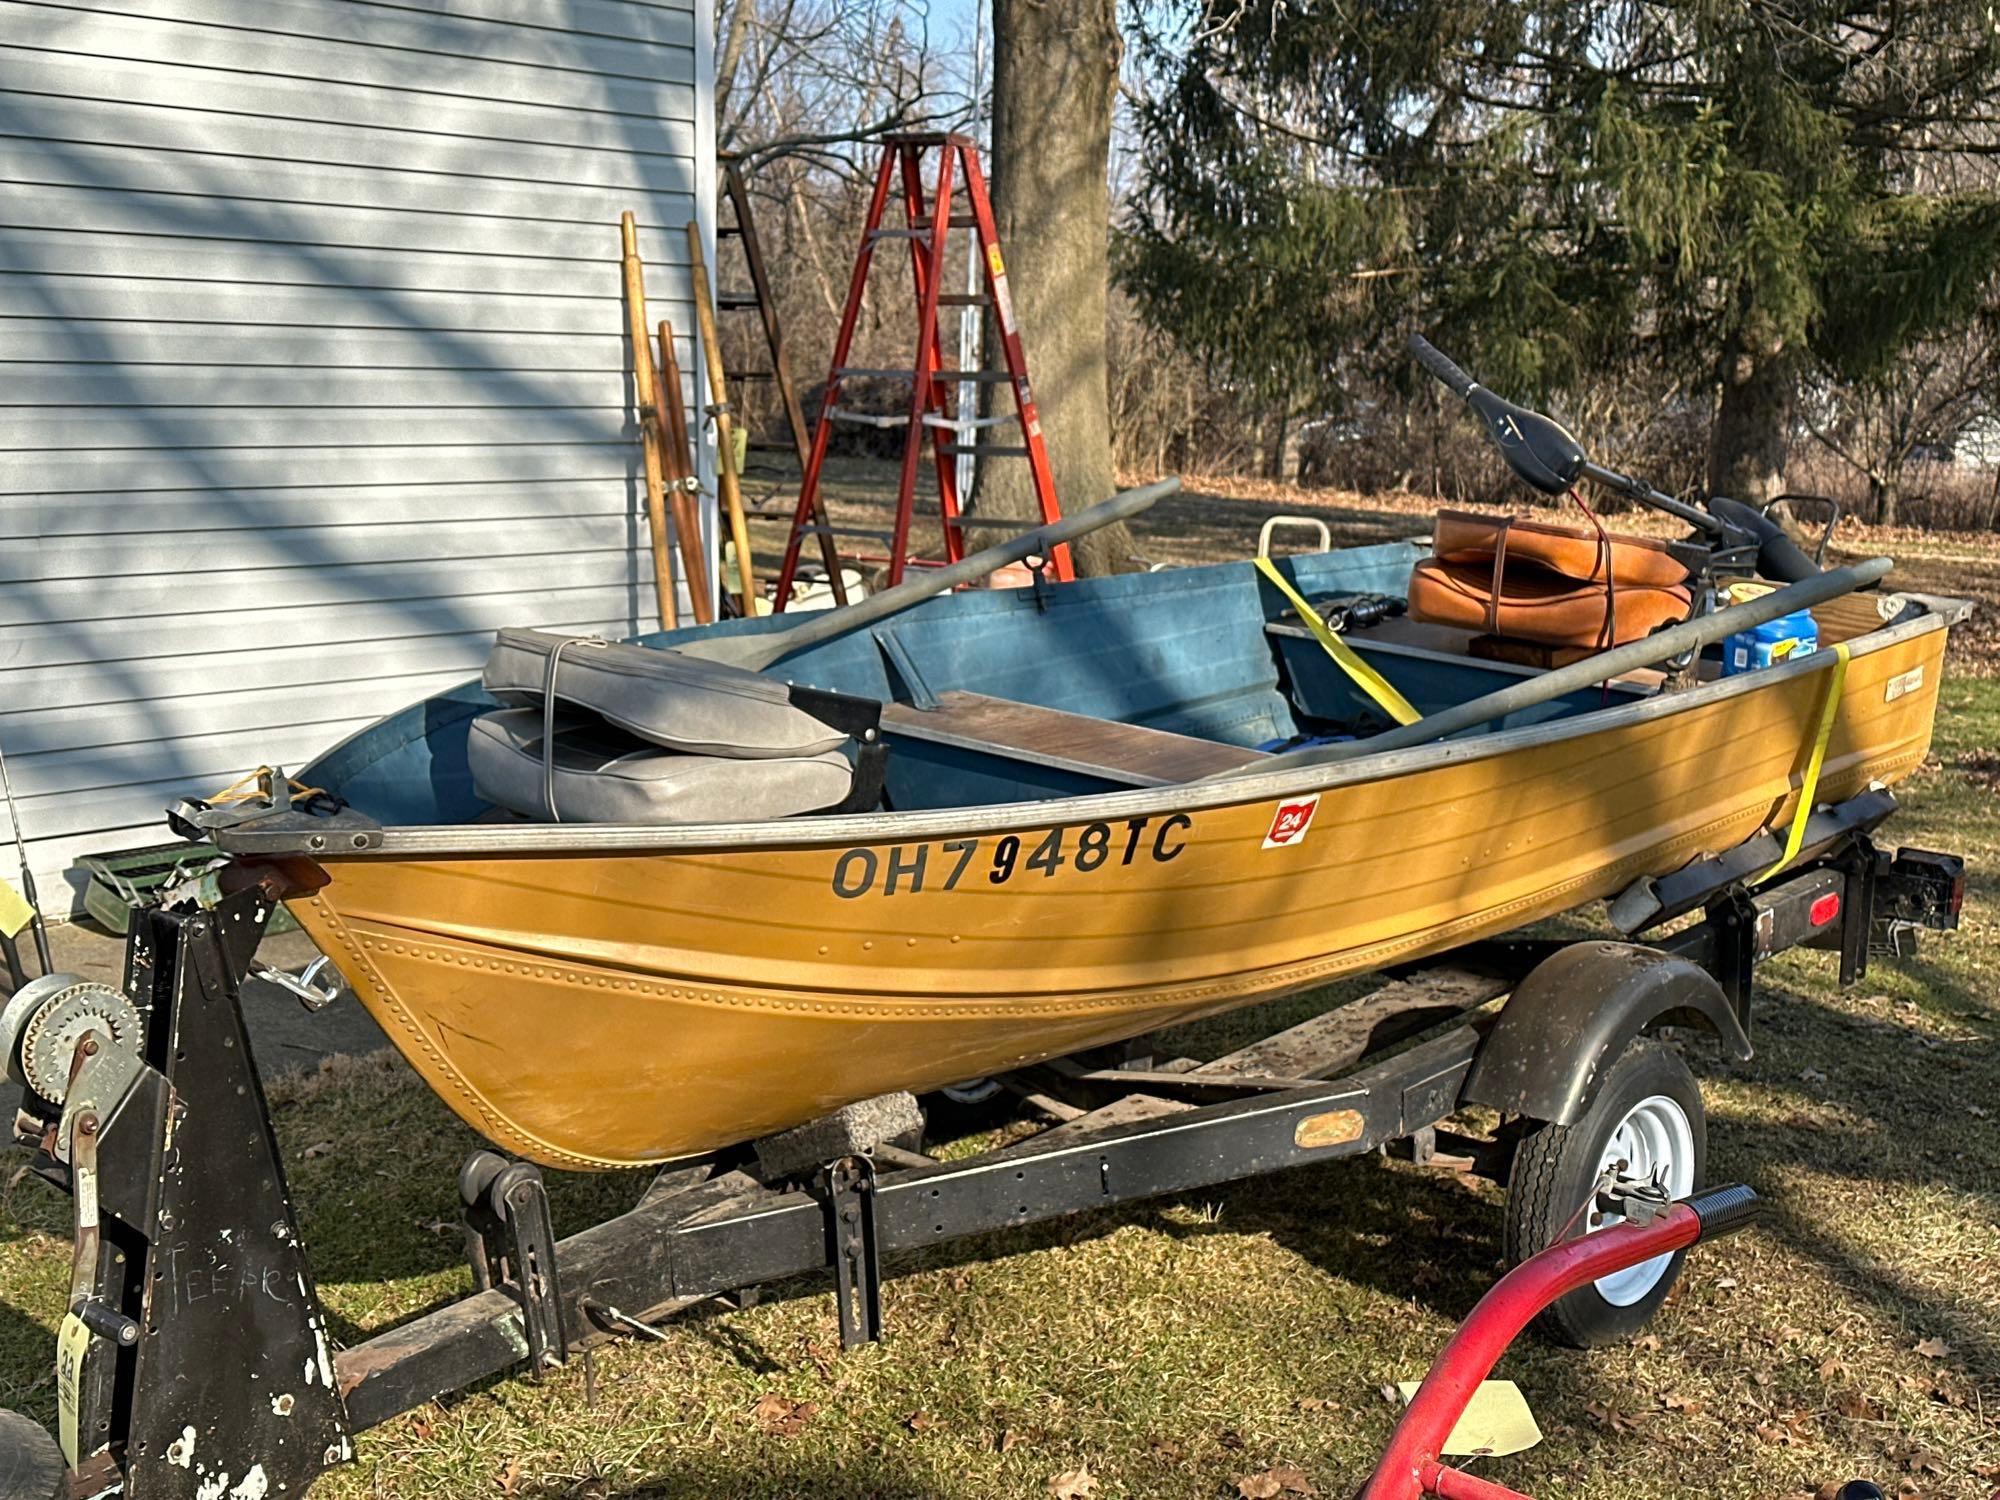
0 0 716 912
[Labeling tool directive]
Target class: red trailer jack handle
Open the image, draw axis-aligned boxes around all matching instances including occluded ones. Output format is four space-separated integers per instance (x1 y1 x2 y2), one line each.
1360 1183 1762 1500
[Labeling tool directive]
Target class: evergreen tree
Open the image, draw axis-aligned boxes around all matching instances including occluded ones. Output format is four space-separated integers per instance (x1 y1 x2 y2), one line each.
1124 3 2000 508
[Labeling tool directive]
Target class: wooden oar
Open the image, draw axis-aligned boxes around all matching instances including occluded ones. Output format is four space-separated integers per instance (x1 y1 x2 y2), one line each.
652 319 714 624
686 225 758 615
674 478 1178 673
619 212 678 631
1206 556 1897 778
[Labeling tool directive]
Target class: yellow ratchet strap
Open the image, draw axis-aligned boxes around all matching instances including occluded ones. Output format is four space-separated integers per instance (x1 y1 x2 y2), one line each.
1757 641 1851 884
1253 555 1420 727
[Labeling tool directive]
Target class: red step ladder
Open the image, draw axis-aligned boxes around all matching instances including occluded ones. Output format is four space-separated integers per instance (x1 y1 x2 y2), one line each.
770 133 1071 611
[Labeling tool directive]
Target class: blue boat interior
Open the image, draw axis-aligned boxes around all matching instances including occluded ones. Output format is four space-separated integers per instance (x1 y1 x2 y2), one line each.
308 543 1655 827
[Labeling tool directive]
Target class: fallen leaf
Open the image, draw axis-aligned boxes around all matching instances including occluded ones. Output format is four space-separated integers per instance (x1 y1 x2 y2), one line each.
1819 1356 1850 1381
1218 1428 1246 1450
1048 1464 1098 1500
301 1140 335 1160
1236 1465 1316 1498
1634 1333 1662 1352
749 1393 820 1437
1800 1068 1828 1085
1905 1449 1944 1475
1754 1423 1792 1447
496 1458 522 1494
1834 1388 1880 1421
1296 1396 1328 1412
410 1417 434 1441
1914 1336 1950 1359
997 1427 1021 1453
1715 1276 1740 1290
1377 1384 1401 1406
1584 1400 1638 1434
1660 1392 1703 1415
902 1410 936 1435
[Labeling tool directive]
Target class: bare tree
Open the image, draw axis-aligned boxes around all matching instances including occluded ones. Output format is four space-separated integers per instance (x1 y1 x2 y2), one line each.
977 0 1135 576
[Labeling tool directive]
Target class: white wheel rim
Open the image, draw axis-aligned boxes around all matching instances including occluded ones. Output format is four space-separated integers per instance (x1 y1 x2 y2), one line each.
1588 1093 1697 1306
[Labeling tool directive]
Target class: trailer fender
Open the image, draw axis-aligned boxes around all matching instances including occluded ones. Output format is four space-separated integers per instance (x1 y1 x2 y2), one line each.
1462 942 1751 1126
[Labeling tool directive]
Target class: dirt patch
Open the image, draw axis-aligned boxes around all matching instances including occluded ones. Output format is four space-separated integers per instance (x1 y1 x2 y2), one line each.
1956 749 2000 792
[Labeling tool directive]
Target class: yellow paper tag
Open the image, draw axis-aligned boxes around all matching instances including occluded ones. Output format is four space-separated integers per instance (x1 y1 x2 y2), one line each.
56 1311 90 1466
0 876 34 940
1396 1378 1543 1457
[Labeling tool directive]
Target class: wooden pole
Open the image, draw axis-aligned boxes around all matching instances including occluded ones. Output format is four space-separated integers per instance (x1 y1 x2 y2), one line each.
653 319 714 625
619 211 679 631
685 225 758 614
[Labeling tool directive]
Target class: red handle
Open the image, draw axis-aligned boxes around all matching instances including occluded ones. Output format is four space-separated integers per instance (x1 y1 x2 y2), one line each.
1360 1197 1727 1500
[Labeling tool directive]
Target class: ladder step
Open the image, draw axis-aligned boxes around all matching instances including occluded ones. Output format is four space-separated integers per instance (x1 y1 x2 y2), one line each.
745 439 799 453
715 292 762 310
826 411 910 429
724 369 774 381
922 412 1016 430
949 214 978 228
833 366 1009 383
940 516 1055 535
936 293 990 307
868 228 929 241
717 224 744 237
936 443 1030 457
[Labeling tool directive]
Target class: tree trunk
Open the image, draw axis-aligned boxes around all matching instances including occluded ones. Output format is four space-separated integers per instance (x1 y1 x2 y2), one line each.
980 0 1134 576
1708 331 1792 506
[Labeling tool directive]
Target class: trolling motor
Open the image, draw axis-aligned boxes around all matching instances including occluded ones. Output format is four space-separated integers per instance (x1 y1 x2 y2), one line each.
1407 334 1829 600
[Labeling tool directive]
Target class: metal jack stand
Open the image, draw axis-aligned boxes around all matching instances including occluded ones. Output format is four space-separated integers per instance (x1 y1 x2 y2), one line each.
822 1155 882 1349
459 1152 568 1375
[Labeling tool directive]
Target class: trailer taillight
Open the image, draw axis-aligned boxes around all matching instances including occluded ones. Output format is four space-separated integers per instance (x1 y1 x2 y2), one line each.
1808 892 1841 927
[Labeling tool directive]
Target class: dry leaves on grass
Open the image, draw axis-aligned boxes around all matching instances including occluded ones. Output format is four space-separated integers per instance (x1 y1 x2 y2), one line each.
1833 1387 1881 1421
1914 1336 1950 1359
748 1392 820 1437
496 1458 522 1494
1048 1463 1098 1499
1236 1464 1317 1497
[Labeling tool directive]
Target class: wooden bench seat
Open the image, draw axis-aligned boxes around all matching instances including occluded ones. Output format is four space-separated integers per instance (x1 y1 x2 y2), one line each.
880 691 1269 788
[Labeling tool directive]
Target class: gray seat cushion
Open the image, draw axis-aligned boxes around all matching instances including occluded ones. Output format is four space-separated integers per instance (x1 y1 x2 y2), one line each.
483 628 847 760
468 708 854 825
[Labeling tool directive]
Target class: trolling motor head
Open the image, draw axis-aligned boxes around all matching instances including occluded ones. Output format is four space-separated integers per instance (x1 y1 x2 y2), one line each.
1407 334 1586 496
1406 332 1827 588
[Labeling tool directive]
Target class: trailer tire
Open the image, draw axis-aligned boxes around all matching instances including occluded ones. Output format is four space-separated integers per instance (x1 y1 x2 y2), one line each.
1503 1039 1705 1348
0 1408 62 1499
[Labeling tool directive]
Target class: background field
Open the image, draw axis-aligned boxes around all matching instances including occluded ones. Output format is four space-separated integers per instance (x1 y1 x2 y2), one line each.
0 479 1995 1499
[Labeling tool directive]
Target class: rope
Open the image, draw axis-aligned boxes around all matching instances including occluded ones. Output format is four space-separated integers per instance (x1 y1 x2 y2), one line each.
539 637 609 823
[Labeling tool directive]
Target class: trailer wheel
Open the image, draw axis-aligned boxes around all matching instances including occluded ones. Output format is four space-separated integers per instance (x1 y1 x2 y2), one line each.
0 1408 62 1499
1503 1038 1705 1348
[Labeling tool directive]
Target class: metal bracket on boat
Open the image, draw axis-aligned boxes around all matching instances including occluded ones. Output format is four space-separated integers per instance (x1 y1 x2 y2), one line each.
169 767 384 855
822 1155 882 1349
787 683 889 815
459 1152 569 1376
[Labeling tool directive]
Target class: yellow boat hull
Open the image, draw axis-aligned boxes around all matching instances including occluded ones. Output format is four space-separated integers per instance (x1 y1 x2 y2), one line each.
285 620 1948 1170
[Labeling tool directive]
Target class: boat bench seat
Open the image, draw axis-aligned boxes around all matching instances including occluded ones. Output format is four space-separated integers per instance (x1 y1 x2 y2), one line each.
881 691 1269 788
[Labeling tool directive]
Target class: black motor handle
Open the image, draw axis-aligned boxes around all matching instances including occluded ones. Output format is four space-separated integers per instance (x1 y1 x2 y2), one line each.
1408 333 1477 400
1708 498 1823 583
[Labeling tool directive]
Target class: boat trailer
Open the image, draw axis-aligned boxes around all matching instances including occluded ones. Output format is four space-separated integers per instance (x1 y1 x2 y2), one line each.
0 789 1964 1498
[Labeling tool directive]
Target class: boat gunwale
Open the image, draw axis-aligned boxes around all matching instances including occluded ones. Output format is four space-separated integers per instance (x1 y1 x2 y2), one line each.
233 593 1969 861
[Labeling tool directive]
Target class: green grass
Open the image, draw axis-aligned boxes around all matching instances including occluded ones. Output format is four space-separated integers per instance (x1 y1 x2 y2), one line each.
1 497 1996 1498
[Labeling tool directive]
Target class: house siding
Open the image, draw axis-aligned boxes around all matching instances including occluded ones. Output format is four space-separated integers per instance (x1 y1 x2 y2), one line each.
0 0 715 910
